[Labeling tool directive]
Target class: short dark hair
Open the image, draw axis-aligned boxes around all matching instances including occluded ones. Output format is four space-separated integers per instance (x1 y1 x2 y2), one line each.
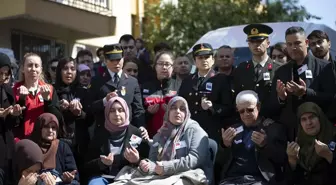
123 57 140 68
76 49 93 60
154 42 172 53
96 47 104 57
270 42 289 57
307 30 330 41
285 26 306 37
136 38 144 44
119 34 136 44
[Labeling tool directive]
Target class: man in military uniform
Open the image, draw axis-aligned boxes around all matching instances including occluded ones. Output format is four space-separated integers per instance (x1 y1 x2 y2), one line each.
233 23 281 117
179 43 234 141
88 44 146 129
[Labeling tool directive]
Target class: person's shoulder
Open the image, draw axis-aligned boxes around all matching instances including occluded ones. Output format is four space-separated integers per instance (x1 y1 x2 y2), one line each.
185 120 208 136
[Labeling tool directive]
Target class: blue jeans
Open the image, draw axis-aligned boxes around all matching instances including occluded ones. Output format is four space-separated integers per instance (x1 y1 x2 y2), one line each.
88 177 109 185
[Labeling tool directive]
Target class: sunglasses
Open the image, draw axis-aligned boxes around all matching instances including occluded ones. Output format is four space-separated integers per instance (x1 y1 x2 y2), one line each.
237 107 256 114
126 69 138 73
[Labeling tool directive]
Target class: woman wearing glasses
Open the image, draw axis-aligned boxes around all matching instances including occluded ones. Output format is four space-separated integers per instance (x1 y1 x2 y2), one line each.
219 90 286 185
141 51 179 137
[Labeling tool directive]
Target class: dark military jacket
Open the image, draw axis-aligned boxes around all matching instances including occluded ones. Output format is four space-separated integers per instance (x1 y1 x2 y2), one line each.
179 70 234 140
88 67 145 128
233 57 281 117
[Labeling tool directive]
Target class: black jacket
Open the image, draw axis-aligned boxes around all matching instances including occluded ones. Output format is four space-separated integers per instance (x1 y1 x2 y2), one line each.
84 125 149 179
220 118 287 184
179 70 235 141
89 68 145 128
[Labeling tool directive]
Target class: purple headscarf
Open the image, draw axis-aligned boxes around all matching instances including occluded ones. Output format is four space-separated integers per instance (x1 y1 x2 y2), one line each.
104 97 130 132
78 64 90 73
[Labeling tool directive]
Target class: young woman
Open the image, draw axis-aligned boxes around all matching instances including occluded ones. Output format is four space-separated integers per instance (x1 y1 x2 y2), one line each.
85 97 149 185
12 53 62 141
55 57 91 156
122 57 139 79
270 42 289 64
141 51 179 137
286 102 336 185
30 113 79 185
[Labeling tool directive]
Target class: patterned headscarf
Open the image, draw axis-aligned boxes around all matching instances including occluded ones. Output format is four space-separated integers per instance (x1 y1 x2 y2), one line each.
157 96 191 161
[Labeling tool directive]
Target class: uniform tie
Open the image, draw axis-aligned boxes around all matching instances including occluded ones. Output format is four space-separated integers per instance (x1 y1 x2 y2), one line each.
255 64 262 79
114 73 120 84
197 77 205 88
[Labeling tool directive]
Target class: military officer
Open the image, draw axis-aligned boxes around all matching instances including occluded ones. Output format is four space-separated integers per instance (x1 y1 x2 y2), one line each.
233 23 281 117
179 43 234 141
88 44 146 130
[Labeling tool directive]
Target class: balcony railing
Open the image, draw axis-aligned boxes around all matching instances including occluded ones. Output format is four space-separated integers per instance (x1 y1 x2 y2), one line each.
47 0 112 17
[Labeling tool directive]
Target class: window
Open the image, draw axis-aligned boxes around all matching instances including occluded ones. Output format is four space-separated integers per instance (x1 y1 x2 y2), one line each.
11 31 66 65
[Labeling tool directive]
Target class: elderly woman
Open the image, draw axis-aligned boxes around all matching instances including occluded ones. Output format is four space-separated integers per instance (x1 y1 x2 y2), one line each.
286 102 336 185
85 97 149 185
30 113 79 185
219 90 286 185
13 139 56 185
124 96 212 185
12 53 62 141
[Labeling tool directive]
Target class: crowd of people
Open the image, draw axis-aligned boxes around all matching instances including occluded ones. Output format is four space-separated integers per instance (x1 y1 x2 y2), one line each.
0 23 335 185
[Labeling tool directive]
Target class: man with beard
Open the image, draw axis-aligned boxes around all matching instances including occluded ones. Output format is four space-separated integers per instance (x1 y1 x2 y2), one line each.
308 30 334 62
307 30 336 122
269 27 335 140
233 24 281 118
179 43 234 141
173 55 192 90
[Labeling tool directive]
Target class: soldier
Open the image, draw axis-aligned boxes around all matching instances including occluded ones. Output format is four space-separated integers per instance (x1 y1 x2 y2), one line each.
233 23 281 117
88 44 146 131
179 43 234 141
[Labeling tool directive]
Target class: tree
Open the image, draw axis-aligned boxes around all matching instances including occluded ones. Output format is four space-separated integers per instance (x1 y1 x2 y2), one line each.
143 0 319 55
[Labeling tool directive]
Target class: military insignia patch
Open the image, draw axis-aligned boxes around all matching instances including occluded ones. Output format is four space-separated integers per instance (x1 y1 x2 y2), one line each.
121 86 126 96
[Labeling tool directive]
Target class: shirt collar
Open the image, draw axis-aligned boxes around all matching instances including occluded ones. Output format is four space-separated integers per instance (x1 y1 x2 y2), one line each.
107 69 122 79
252 56 269 67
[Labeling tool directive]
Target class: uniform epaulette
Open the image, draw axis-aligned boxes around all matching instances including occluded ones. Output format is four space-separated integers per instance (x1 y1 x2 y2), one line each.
262 118 275 127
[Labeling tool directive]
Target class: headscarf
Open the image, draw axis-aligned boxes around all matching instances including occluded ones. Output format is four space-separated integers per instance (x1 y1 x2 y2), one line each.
297 102 336 171
104 97 130 133
30 113 60 170
157 96 192 161
13 139 43 181
78 64 91 73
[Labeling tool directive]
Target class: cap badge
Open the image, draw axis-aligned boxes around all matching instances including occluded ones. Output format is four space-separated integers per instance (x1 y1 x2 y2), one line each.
251 28 259 35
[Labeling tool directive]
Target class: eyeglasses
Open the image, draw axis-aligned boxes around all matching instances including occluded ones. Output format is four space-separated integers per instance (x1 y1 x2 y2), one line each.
126 69 138 73
237 107 256 114
157 63 173 68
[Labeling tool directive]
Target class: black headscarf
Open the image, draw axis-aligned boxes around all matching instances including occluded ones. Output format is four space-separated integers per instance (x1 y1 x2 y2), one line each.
54 57 80 100
13 139 43 182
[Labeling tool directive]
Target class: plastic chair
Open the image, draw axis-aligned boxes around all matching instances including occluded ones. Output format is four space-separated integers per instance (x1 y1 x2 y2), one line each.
208 138 218 165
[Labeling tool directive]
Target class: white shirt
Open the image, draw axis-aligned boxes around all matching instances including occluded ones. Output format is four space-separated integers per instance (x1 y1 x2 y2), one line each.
107 69 122 82
252 56 269 68
103 69 123 106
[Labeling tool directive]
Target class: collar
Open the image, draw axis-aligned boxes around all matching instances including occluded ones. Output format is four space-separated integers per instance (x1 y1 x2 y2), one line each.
197 70 211 78
252 56 269 67
107 69 122 79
